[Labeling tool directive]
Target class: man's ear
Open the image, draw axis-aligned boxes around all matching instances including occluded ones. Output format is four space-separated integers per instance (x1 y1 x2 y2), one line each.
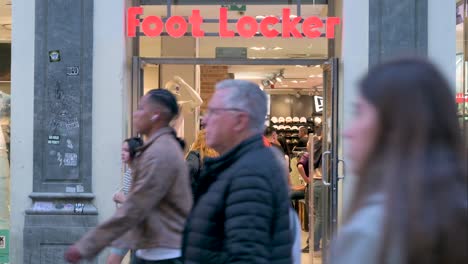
233 113 250 132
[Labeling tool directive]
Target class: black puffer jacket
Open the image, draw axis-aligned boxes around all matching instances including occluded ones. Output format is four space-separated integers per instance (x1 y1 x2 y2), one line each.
182 135 292 264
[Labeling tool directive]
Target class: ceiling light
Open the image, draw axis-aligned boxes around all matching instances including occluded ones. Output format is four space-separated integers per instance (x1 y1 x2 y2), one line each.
299 80 307 83
272 46 283 50
315 65 321 68
295 65 306 68
292 80 298 83
250 46 266 51
309 74 316 78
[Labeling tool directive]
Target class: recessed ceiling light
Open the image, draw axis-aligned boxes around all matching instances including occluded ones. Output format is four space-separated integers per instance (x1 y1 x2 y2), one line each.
273 47 283 50
295 65 306 68
292 80 298 83
299 80 307 83
315 65 321 68
250 47 266 51
309 75 316 78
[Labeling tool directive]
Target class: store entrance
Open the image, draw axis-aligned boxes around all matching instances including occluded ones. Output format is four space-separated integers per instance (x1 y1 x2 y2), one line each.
132 56 342 264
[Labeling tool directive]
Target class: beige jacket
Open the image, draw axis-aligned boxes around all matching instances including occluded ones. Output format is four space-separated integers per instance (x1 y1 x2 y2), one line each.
75 127 193 259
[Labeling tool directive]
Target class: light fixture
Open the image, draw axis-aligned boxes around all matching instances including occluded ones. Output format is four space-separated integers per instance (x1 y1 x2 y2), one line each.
272 46 283 50
309 74 316 78
250 46 266 51
291 80 298 83
275 69 284 83
315 65 321 68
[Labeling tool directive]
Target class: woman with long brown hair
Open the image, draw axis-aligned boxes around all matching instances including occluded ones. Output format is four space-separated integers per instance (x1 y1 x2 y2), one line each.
185 129 218 198
331 58 467 263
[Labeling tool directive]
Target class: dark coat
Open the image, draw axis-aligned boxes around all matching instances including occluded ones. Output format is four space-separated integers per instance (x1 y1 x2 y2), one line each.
186 150 201 195
182 134 293 264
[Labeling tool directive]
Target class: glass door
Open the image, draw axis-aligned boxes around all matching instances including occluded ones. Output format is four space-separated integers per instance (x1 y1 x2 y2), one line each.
319 57 341 263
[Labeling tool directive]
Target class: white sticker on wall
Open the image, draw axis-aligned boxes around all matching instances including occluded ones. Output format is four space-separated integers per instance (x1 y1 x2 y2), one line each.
66 186 76 193
76 185 84 193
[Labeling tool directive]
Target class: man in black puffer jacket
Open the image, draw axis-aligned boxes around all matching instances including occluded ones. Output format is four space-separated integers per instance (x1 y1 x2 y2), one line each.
182 80 292 264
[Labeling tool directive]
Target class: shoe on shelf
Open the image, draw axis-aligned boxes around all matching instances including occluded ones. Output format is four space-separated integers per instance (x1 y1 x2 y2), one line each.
301 246 309 253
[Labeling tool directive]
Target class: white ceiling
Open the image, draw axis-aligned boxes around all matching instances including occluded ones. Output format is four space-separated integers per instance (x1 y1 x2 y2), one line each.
0 0 11 42
228 65 323 91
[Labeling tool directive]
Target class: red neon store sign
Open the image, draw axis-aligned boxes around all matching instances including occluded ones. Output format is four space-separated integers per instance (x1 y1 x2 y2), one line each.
127 7 341 39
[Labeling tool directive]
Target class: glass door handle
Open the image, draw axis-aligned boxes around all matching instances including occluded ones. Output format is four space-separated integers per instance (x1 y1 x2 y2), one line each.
338 158 346 180
322 151 332 186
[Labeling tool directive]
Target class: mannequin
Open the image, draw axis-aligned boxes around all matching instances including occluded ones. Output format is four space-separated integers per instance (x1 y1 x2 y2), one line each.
164 76 203 138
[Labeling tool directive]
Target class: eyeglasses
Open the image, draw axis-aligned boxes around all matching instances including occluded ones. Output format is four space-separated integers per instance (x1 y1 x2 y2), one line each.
204 107 246 117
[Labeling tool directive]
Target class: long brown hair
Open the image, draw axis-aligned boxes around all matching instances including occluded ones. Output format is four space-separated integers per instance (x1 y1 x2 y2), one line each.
346 58 467 263
186 129 218 163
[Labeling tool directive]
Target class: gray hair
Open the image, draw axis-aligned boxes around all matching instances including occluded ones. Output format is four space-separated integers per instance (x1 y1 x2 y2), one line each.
215 80 267 133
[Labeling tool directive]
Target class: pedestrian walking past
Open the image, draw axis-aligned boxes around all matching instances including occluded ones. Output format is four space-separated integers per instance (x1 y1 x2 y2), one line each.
185 129 218 198
65 89 192 264
182 80 293 264
331 58 467 264
107 137 143 264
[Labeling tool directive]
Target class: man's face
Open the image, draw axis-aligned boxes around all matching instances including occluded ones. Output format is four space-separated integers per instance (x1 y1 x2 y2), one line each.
203 90 245 154
133 95 154 135
271 131 278 141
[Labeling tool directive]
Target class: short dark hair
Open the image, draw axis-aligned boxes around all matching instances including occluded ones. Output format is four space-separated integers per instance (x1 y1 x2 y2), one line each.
146 89 179 120
299 126 308 134
264 127 277 137
124 137 143 159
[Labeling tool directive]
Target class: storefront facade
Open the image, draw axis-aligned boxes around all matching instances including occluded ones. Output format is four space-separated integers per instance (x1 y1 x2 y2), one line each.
3 0 459 263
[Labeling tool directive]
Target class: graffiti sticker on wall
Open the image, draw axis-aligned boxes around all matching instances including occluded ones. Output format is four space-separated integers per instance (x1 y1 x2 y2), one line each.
49 50 61 62
63 153 78 166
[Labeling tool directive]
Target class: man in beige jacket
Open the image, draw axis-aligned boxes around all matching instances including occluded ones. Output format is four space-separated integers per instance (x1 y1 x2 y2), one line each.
65 89 193 264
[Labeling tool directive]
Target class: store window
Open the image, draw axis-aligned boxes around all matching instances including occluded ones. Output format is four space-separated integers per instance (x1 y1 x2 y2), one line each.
0 44 11 262
456 0 468 143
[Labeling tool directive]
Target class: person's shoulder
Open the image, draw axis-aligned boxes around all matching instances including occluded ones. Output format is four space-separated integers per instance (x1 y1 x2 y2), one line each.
331 195 386 264
339 194 385 239
187 150 200 158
